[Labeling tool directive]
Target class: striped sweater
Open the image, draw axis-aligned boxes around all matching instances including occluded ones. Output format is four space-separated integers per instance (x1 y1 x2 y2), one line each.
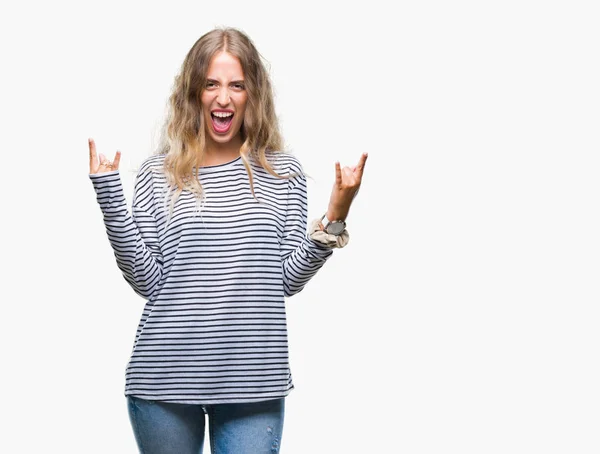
89 152 334 404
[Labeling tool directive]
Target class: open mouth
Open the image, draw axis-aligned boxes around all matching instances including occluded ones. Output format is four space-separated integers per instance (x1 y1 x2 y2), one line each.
211 112 234 133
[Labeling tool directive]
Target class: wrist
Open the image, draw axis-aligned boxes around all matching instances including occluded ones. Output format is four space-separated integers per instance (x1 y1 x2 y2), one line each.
326 206 348 223
309 217 350 249
320 212 347 236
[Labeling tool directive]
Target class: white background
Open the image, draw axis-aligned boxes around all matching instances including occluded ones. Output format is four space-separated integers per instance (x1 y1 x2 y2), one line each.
2 0 599 453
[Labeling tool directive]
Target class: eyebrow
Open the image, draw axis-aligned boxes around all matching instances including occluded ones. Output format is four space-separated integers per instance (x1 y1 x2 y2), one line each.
206 78 245 84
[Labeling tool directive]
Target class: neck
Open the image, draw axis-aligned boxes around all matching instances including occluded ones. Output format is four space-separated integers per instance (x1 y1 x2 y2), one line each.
202 136 243 166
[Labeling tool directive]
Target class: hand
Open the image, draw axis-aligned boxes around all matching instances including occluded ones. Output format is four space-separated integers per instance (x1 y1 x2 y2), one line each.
88 138 121 174
326 152 368 221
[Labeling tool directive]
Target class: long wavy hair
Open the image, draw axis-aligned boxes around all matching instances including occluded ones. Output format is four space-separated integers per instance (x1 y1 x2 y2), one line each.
154 27 302 222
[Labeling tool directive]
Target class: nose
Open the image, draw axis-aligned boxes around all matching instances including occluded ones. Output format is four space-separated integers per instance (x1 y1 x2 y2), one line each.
216 87 230 106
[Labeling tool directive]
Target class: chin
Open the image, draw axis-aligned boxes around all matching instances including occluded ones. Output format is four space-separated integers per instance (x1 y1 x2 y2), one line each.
214 130 235 140
213 127 241 141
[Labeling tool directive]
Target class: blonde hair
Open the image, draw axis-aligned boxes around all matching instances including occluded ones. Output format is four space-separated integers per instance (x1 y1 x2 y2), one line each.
154 26 301 222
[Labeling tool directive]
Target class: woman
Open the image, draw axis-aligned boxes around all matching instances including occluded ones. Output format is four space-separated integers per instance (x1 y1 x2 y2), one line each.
88 27 367 454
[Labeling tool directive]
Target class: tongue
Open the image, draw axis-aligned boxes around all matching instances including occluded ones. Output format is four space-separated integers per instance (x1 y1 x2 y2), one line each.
214 116 232 127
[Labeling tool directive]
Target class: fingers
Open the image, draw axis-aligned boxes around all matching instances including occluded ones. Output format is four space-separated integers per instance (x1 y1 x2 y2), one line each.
89 138 121 174
113 150 121 170
356 152 368 178
97 152 117 173
88 138 98 173
334 161 342 186
333 153 367 194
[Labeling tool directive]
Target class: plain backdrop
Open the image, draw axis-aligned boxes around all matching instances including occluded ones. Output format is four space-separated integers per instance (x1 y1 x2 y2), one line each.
2 0 599 453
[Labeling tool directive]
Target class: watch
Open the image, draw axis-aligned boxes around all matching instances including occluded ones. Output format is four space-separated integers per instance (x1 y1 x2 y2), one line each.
320 212 346 235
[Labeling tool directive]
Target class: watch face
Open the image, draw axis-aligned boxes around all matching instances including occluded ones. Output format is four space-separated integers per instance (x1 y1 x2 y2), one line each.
326 221 346 235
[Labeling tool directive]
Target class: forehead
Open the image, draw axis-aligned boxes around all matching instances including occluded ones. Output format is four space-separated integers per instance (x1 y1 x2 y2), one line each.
206 51 244 79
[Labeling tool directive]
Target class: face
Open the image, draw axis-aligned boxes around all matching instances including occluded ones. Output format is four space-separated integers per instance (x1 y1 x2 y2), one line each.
201 51 248 149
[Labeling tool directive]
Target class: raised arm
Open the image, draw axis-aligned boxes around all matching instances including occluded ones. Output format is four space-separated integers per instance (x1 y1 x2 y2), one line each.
280 166 334 298
88 138 164 299
280 153 368 297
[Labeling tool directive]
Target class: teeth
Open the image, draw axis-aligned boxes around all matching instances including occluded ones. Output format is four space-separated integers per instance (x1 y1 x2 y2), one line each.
212 112 233 118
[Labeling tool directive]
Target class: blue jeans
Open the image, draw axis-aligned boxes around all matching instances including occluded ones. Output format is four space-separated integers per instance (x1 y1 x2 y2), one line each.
126 395 285 454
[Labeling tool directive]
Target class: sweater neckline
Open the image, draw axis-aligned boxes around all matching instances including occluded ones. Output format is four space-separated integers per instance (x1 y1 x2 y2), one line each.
197 155 243 172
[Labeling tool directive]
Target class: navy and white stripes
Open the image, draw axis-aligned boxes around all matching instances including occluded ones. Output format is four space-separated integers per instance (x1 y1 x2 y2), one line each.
89 152 333 404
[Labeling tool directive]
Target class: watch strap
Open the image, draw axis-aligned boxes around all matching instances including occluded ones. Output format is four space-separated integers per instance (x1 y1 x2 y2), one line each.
321 212 346 235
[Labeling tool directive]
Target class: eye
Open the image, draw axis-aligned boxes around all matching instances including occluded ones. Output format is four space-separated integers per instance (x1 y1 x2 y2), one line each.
232 83 245 90
205 81 217 88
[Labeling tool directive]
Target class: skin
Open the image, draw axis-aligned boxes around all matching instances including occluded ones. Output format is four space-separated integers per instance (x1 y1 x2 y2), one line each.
88 138 120 174
326 153 368 223
88 52 368 225
200 51 248 164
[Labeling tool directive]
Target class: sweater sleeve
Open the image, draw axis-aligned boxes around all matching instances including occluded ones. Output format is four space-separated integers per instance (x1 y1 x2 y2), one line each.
280 167 334 297
89 167 164 299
